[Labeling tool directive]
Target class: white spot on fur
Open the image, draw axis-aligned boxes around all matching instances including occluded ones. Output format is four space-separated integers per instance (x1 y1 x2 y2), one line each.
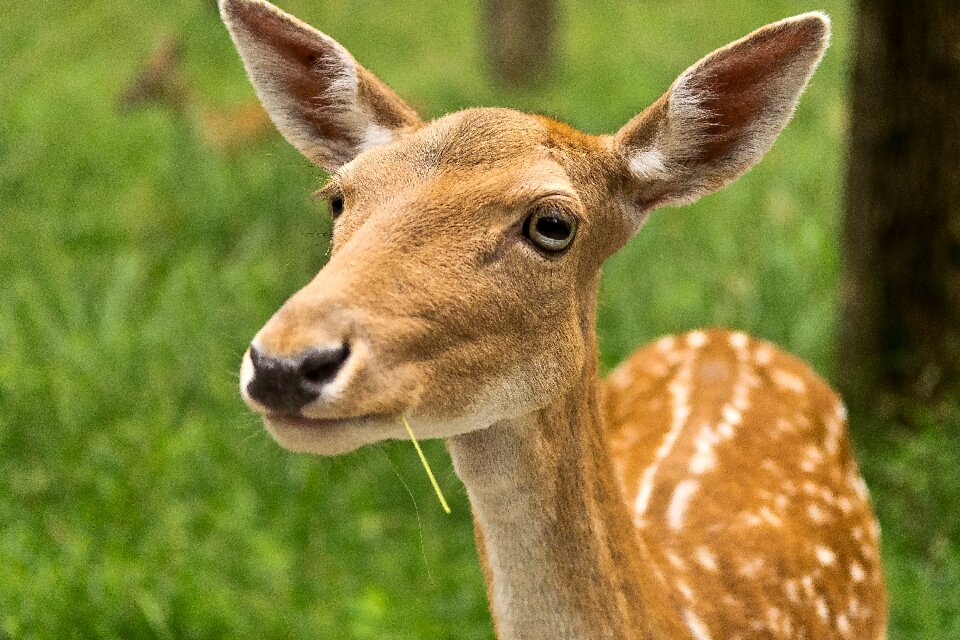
850 561 866 582
665 550 687 570
784 579 799 603
688 453 715 475
731 390 750 411
634 349 696 520
837 613 852 636
824 416 843 455
655 335 677 352
689 424 719 474
758 506 783 527
695 546 718 572
717 421 734 438
770 368 807 393
754 345 773 365
807 503 829 523
686 330 707 348
722 406 743 425
774 417 794 434
687 361 750 476
608 366 635 391
815 545 836 566
852 474 871 501
738 557 764 577
848 597 861 618
838 496 853 513
869 518 881 542
676 579 694 601
683 609 712 640
741 512 763 527
804 445 825 466
836 401 848 422
728 332 749 349
766 607 784 634
667 479 699 530
816 597 830 622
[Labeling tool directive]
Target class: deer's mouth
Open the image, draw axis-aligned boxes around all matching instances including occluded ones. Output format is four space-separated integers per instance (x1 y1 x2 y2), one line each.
265 412 390 430
261 411 406 456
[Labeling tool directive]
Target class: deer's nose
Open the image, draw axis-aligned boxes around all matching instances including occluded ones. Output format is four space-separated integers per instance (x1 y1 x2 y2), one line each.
246 343 350 413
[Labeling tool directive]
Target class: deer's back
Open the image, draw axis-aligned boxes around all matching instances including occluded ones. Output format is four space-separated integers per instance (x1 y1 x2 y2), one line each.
602 328 887 639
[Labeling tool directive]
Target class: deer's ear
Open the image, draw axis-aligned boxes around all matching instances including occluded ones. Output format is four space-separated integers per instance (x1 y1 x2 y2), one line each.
612 13 830 217
220 0 421 170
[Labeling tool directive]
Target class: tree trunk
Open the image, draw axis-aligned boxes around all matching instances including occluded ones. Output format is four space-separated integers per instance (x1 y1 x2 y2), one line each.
483 0 558 88
840 0 960 412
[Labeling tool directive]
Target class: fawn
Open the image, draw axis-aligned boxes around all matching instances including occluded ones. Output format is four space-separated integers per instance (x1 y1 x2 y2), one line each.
221 1 887 637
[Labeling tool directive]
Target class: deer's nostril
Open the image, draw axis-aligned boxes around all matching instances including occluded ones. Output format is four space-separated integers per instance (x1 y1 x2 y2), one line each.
299 343 350 385
246 343 350 413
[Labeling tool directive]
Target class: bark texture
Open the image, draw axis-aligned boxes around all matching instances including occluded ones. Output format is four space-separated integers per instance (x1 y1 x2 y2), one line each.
840 0 960 408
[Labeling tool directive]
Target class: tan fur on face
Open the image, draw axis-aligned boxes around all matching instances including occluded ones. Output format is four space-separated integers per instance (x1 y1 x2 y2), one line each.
252 109 631 453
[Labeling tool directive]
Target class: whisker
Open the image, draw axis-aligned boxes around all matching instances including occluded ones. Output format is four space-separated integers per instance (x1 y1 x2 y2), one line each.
373 443 438 588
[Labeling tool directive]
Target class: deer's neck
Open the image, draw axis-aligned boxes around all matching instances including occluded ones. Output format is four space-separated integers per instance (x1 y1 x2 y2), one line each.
447 359 668 639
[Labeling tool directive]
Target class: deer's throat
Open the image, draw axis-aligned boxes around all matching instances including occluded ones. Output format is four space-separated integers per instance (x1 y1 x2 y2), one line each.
447 370 656 639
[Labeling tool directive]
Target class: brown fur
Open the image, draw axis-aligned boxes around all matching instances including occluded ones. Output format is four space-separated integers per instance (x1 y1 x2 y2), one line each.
605 330 887 638
221 2 886 637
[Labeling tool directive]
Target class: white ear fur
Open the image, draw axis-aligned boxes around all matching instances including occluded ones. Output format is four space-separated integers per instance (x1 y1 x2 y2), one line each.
220 0 420 170
614 12 831 217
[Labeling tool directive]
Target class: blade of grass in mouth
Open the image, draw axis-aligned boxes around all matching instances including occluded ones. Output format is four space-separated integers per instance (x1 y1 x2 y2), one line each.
402 415 451 514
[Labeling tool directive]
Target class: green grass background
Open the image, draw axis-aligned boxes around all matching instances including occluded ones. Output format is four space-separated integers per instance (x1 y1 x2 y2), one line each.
2 0 958 637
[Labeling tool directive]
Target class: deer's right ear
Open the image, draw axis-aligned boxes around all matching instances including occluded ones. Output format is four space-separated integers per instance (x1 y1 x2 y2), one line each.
220 0 421 170
611 13 830 223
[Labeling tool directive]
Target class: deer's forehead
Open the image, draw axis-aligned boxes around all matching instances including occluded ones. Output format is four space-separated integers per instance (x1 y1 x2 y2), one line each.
420 109 554 166
345 109 600 188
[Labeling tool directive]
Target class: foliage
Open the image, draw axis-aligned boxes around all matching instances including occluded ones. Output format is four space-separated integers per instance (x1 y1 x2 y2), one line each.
1 0 956 637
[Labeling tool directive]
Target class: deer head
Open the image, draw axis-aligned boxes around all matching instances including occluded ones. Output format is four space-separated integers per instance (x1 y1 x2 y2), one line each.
222 0 829 455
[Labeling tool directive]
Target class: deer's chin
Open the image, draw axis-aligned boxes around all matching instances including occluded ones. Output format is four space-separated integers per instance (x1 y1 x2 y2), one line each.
261 412 405 456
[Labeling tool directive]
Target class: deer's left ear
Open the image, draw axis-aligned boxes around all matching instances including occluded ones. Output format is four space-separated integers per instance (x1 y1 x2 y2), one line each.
611 13 830 220
220 0 421 171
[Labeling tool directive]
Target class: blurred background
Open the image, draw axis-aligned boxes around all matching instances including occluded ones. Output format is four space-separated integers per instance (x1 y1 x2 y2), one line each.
1 0 957 637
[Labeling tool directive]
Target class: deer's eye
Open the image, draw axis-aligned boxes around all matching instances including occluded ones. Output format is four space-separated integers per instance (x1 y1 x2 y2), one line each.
329 194 345 219
523 206 578 253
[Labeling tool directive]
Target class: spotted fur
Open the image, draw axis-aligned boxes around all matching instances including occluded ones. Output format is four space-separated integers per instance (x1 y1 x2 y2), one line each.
605 330 887 639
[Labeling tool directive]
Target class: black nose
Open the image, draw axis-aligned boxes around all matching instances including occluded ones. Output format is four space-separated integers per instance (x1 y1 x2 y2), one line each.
246 343 350 413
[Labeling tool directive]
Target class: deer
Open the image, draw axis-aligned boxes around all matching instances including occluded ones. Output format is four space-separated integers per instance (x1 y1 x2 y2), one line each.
118 36 273 152
220 1 888 637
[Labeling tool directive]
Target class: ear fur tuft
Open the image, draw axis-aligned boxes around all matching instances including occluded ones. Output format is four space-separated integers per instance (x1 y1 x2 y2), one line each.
614 13 831 215
220 0 420 170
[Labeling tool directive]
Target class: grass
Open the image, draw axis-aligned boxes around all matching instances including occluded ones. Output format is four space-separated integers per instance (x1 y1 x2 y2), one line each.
1 0 957 637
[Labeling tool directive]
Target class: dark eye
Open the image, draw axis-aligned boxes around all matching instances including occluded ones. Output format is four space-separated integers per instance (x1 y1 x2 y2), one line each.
328 194 344 219
523 206 578 253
